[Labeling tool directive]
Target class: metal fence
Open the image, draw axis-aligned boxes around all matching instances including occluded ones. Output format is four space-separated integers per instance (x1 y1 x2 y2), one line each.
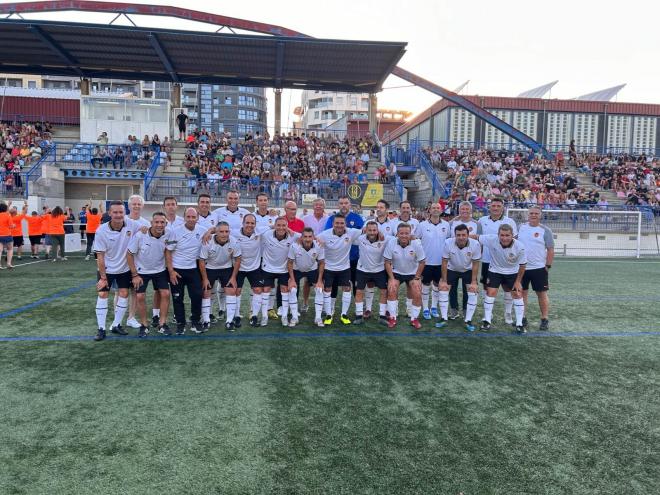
145 177 400 206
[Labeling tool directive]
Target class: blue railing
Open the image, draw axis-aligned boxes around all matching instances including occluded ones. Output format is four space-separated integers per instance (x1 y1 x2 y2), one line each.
55 142 160 170
145 177 400 206
143 150 162 193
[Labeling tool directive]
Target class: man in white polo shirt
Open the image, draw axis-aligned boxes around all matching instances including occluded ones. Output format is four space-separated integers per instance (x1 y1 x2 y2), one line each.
124 194 152 330
260 217 298 327
287 227 325 327
477 197 518 324
352 221 388 326
448 201 479 320
212 190 250 234
196 193 216 230
198 221 242 332
316 214 362 325
165 207 207 335
383 223 426 329
517 206 554 331
253 192 275 231
415 202 450 320
92 201 145 341
301 198 328 313
437 223 481 332
234 213 266 328
126 211 172 337
476 224 527 333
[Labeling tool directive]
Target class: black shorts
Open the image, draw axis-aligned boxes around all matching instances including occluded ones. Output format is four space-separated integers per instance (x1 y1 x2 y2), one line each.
262 270 290 288
447 269 472 288
522 268 549 292
323 268 351 289
28 235 42 245
12 236 24 247
480 262 490 285
421 265 442 285
98 270 131 292
355 269 388 290
293 268 320 287
236 269 264 289
394 273 415 284
135 270 170 293
207 267 235 289
486 271 518 290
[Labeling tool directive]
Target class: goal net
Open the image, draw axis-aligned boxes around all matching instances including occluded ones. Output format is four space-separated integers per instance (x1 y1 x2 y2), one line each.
506 208 660 258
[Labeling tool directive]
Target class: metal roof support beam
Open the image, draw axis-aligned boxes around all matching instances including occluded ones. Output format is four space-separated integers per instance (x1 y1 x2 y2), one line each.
275 41 285 88
148 32 179 83
29 24 84 77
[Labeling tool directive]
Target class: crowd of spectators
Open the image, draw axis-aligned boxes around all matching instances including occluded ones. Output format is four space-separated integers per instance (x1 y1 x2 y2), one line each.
0 122 52 196
422 146 659 213
180 130 380 201
88 132 170 170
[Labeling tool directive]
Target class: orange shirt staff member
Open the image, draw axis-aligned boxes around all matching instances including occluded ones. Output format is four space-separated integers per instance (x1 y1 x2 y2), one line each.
0 202 16 269
84 202 103 260
25 212 44 259
47 206 67 262
9 202 28 260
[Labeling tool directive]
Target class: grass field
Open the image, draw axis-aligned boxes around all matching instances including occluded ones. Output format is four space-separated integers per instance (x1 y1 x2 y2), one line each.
0 257 659 494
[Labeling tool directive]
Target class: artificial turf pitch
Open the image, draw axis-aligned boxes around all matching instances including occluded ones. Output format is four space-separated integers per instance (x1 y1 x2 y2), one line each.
0 258 658 494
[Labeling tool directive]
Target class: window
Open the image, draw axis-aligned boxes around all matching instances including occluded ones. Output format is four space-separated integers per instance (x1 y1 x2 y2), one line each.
224 96 232 105
314 111 320 119
28 80 37 89
238 109 259 120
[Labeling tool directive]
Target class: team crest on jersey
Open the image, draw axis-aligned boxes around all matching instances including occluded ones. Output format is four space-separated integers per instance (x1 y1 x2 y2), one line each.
344 238 350 243
466 251 472 258
195 233 200 239
469 227 473 231
534 232 540 237
442 227 446 232
126 230 132 237
507 253 517 262
350 221 355 226
228 248 233 255
311 253 318 259
409 250 415 256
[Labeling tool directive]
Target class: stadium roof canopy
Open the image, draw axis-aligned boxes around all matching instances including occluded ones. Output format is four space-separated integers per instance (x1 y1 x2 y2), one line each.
517 80 558 98
0 17 406 93
575 84 626 102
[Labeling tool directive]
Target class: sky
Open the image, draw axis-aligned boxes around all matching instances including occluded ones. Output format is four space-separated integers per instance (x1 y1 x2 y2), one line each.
11 0 659 129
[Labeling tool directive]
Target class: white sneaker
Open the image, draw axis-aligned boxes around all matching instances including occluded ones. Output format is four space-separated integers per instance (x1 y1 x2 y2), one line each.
85 255 90 261
260 317 268 327
126 317 141 329
281 315 289 327
314 318 324 328
277 306 282 316
289 319 298 328
504 312 514 325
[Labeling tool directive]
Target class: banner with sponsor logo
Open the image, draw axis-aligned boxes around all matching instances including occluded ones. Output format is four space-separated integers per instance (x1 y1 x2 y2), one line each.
345 183 384 208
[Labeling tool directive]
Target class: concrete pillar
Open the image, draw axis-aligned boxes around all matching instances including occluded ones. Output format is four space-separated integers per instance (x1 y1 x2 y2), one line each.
171 83 182 108
368 93 378 137
274 88 282 136
80 78 91 96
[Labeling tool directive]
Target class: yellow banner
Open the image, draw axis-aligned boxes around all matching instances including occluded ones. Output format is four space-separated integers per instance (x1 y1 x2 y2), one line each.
360 183 383 207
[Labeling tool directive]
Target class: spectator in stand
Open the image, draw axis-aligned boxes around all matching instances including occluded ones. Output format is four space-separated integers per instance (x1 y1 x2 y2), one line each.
46 206 67 262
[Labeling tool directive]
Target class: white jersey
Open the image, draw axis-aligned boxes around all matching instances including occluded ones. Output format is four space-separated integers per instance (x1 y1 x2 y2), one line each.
373 217 396 237
166 224 208 269
93 219 143 274
165 215 185 229
127 228 170 274
234 229 262 272
254 211 275 231
212 206 251 234
477 215 518 263
261 231 298 274
288 242 324 272
127 216 151 229
196 212 217 230
449 218 478 237
316 228 362 271
199 235 241 270
354 234 387 272
442 237 481 273
390 216 420 235
383 238 426 276
478 235 527 275
415 219 451 265
517 223 554 270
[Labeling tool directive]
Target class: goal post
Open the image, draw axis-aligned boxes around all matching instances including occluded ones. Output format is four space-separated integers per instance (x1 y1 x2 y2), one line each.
505 208 658 258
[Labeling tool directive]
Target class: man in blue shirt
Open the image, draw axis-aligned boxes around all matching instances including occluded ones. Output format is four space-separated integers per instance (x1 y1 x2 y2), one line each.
324 195 364 305
78 204 88 241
